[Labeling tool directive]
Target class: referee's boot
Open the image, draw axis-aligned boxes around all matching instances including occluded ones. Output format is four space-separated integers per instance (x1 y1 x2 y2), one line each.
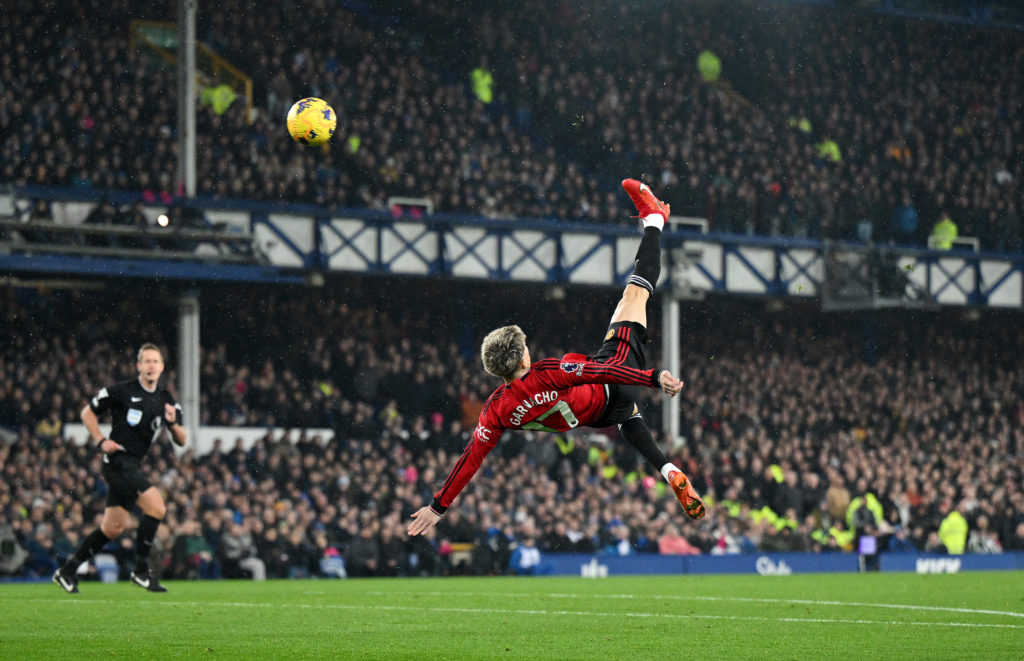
130 569 168 592
52 567 80 594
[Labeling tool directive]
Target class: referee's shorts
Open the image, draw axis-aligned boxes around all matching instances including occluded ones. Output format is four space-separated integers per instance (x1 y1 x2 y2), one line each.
590 320 649 427
100 452 152 509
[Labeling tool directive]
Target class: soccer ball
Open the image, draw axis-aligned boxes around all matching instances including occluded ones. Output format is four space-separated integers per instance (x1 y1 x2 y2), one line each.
286 97 337 146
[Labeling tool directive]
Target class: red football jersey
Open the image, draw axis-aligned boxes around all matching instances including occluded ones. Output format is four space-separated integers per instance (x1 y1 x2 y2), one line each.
430 354 662 514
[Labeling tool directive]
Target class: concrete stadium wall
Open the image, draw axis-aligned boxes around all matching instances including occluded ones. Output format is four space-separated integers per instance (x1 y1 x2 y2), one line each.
63 423 335 457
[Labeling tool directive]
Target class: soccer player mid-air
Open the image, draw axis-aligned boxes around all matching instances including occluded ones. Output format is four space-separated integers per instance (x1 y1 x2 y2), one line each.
408 179 705 537
52 343 186 594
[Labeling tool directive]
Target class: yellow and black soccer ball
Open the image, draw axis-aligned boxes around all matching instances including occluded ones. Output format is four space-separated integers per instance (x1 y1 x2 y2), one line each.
286 97 337 146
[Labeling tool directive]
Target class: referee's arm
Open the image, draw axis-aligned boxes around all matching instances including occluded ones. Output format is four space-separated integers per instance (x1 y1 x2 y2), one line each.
165 403 187 447
80 405 123 453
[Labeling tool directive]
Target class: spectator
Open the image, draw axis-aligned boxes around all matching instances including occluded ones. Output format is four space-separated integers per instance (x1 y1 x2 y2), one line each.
19 522 58 577
0 522 28 576
282 528 316 579
937 502 970 555
658 524 701 555
824 470 851 526
256 526 289 579
890 190 920 245
34 412 62 447
885 526 918 554
220 522 266 580
345 525 381 578
3 1 1024 247
1 284 1024 578
509 536 547 575
847 480 884 539
771 470 804 521
966 515 1002 554
377 521 406 577
319 546 346 578
1004 523 1024 552
171 519 217 579
929 211 958 250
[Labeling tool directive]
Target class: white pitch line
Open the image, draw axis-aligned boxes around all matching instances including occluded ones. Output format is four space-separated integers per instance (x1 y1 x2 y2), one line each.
20 598 1024 630
365 590 1024 620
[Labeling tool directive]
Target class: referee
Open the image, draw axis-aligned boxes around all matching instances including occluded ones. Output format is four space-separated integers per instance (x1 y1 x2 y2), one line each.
53 343 186 593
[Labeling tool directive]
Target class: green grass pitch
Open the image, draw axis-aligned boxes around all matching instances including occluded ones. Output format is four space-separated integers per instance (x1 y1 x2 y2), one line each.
2 572 1022 659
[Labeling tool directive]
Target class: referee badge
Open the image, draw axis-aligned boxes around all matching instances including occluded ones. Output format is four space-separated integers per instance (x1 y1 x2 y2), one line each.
126 408 143 426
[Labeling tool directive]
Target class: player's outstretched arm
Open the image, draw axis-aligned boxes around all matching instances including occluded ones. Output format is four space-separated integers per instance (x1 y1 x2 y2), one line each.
407 506 442 536
542 357 683 395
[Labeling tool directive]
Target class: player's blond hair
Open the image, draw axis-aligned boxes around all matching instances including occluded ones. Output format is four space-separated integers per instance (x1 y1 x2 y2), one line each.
137 342 163 362
480 325 527 380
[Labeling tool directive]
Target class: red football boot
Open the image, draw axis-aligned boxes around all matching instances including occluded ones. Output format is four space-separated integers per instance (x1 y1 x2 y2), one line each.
622 178 671 221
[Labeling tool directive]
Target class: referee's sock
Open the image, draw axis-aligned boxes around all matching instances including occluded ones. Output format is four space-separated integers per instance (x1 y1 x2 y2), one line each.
63 528 110 573
626 227 662 295
618 415 670 470
134 515 161 574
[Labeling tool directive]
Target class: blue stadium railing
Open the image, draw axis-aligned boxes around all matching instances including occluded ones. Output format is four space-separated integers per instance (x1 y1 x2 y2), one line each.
2 185 1023 310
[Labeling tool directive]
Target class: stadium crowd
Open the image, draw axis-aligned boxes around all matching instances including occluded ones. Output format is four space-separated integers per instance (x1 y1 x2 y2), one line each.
2 283 1023 581
1 0 1023 250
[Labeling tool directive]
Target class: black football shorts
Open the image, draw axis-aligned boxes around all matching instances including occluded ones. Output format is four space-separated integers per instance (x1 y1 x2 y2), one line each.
100 453 152 509
591 320 649 426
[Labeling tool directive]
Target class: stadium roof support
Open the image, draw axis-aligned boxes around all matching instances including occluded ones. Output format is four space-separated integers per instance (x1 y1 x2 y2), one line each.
177 0 197 198
177 292 201 448
661 296 681 443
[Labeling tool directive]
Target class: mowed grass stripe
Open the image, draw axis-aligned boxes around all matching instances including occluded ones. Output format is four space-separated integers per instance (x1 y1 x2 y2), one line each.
4 575 1023 660
18 596 1024 629
362 590 1024 619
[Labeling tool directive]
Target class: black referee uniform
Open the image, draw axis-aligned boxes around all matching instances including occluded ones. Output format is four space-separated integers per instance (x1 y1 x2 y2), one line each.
90 379 183 508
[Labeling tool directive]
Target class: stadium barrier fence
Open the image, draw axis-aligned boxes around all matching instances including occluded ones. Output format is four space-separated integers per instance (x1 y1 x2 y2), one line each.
535 551 1024 576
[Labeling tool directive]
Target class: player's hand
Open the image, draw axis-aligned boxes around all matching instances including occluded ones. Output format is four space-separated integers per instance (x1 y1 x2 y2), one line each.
99 438 125 453
659 371 684 397
164 403 177 424
407 506 442 536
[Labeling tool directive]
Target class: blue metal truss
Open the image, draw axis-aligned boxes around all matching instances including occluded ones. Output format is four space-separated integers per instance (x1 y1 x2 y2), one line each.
0 252 303 283
979 262 1022 306
444 225 496 277
379 221 440 275
930 257 977 304
2 185 1022 309
319 217 377 271
498 229 558 281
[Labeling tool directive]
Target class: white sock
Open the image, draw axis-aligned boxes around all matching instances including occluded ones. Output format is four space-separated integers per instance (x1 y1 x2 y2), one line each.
642 213 665 230
661 463 681 481
638 215 663 232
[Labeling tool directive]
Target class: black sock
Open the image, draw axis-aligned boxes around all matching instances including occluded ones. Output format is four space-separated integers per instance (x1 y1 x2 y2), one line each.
627 227 662 295
64 528 110 573
135 515 161 573
619 415 670 469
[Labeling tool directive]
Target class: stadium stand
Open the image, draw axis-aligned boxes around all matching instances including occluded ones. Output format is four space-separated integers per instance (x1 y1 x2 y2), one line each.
2 0 1023 581
1 0 1022 247
2 283 1023 578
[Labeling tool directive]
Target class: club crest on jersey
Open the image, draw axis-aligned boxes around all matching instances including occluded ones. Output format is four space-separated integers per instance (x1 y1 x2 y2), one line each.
560 362 584 376
126 408 143 426
605 328 615 341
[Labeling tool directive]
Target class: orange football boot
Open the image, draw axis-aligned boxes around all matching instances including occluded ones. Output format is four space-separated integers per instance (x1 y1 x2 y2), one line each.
668 470 706 519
